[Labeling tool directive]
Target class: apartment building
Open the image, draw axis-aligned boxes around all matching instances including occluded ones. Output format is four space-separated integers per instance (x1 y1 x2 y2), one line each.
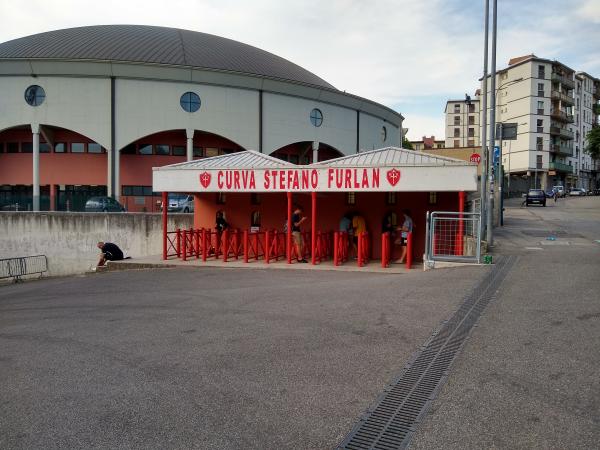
477 54 599 192
573 72 600 190
444 95 481 148
411 136 445 151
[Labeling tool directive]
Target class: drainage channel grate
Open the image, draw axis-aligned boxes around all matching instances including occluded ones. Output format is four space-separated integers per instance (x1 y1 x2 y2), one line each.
337 256 517 450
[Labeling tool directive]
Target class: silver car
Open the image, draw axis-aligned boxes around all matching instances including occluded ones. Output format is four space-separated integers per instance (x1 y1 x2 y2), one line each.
165 194 194 213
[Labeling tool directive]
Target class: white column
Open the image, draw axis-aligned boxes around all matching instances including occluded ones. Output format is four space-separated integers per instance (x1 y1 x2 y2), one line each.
32 124 40 211
312 140 319 163
186 128 195 161
107 149 113 198
114 148 120 201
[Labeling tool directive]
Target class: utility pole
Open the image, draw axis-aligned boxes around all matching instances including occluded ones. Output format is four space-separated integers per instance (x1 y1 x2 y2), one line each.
480 0 490 242
486 0 498 247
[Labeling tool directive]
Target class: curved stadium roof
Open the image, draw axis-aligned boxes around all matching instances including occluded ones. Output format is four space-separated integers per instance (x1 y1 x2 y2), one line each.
0 25 335 90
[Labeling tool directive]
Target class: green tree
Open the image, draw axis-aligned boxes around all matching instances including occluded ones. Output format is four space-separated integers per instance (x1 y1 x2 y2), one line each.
584 125 600 161
402 136 413 149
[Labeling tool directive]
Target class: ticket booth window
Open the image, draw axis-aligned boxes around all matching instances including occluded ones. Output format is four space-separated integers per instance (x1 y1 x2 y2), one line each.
251 211 261 227
346 192 356 205
428 192 438 205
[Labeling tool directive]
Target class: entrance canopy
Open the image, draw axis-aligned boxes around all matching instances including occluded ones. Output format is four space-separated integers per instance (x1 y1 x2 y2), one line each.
152 147 478 193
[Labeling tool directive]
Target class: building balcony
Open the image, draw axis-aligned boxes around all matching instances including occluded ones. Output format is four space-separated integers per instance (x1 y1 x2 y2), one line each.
593 85 599 99
550 143 573 157
550 109 574 123
549 161 573 173
550 125 574 140
551 90 574 105
551 72 575 89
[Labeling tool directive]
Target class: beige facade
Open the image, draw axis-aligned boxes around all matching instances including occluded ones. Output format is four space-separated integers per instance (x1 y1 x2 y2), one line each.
444 98 480 148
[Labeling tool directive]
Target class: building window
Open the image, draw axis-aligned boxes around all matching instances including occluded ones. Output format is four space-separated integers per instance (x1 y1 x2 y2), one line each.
21 143 32 153
216 192 226 204
536 155 543 169
205 148 218 157
88 143 103 153
346 192 356 205
310 108 323 127
54 142 66 153
122 185 153 196
454 116 460 125
428 192 438 205
454 104 460 113
453 140 460 148
454 128 460 137
468 115 475 125
386 192 396 205
468 128 474 137
172 145 185 156
469 104 475 113
180 92 201 113
193 147 204 158
40 143 51 153
467 140 474 147
537 101 544 115
155 144 170 155
536 119 543 133
138 144 153 155
6 142 19 153
538 65 545 79
536 136 543 151
71 143 85 153
381 126 387 142
24 85 45 106
538 83 544 97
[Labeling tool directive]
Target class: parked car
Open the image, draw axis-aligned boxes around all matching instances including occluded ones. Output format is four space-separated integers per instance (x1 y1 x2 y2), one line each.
525 189 546 206
569 188 586 197
163 194 194 213
85 196 126 212
594 188 600 196
552 185 566 198
545 189 557 198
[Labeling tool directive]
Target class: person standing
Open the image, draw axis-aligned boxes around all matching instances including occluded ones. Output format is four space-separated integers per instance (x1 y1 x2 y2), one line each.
352 213 367 258
394 209 413 264
292 205 308 263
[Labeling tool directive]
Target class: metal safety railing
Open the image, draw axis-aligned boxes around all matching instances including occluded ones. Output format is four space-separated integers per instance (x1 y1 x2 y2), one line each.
425 211 481 264
0 255 48 282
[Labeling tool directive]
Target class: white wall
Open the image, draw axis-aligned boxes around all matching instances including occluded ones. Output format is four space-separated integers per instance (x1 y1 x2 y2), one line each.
115 79 260 150
359 112 399 151
0 212 193 276
0 76 111 147
262 92 357 155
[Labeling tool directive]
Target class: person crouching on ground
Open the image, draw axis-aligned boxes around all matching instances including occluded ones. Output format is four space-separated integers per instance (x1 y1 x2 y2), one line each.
97 241 124 267
394 209 413 264
292 205 308 263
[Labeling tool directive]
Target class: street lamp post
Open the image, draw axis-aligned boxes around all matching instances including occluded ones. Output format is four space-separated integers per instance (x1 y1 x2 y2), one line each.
486 0 498 247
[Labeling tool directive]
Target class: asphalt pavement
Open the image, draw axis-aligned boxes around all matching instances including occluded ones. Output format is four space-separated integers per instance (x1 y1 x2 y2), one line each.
411 195 600 449
0 261 487 449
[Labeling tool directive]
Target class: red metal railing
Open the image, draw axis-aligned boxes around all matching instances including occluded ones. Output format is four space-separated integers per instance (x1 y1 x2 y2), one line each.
333 231 349 266
357 231 370 267
265 230 286 263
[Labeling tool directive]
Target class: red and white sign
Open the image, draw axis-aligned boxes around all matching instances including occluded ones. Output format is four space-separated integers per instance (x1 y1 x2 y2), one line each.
154 165 478 193
469 153 481 164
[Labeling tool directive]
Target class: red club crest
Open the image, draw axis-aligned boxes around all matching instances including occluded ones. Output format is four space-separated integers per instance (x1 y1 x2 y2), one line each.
386 168 401 187
199 172 212 188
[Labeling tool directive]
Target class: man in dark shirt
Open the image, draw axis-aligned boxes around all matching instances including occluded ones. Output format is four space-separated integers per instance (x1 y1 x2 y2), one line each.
97 241 124 267
291 206 308 263
215 211 229 232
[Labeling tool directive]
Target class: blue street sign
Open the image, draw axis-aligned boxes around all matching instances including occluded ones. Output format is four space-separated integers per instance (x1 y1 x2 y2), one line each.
493 146 500 165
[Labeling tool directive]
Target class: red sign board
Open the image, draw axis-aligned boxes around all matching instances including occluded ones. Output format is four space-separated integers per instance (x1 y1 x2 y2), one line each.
469 153 481 164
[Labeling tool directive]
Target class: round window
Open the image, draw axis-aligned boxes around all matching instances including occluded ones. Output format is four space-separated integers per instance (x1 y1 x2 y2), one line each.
381 126 387 142
24 85 45 106
180 92 201 113
310 108 323 127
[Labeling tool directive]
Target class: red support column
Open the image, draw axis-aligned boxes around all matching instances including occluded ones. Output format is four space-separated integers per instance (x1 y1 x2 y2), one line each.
162 192 168 260
407 232 413 269
50 184 56 212
381 232 387 268
333 231 339 266
243 230 249 263
311 192 317 265
287 192 292 264
202 228 208 261
222 229 229 262
358 232 363 267
265 230 271 264
457 191 465 256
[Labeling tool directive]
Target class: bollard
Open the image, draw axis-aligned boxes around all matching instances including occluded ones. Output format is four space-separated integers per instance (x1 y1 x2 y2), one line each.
358 232 363 267
176 228 181 258
265 230 271 264
182 229 187 261
381 232 387 268
334 231 339 266
222 229 229 262
243 230 249 263
202 229 208 261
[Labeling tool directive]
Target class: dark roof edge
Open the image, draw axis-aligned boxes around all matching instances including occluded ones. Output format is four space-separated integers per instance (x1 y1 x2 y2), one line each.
478 56 577 81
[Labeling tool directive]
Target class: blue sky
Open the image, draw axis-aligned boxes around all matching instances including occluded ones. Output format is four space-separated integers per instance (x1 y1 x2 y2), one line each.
1 0 599 140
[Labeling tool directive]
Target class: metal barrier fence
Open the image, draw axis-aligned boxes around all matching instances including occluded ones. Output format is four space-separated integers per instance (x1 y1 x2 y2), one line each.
0 255 48 282
425 211 481 264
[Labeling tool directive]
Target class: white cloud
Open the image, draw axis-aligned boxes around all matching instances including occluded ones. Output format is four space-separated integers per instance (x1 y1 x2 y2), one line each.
403 114 445 142
575 0 600 24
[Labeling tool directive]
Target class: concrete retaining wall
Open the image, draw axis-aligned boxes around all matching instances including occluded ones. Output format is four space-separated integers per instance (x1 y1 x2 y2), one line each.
0 212 193 276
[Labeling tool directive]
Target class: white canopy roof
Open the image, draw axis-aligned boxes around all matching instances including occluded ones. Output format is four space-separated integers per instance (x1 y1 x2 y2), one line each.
152 148 478 193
